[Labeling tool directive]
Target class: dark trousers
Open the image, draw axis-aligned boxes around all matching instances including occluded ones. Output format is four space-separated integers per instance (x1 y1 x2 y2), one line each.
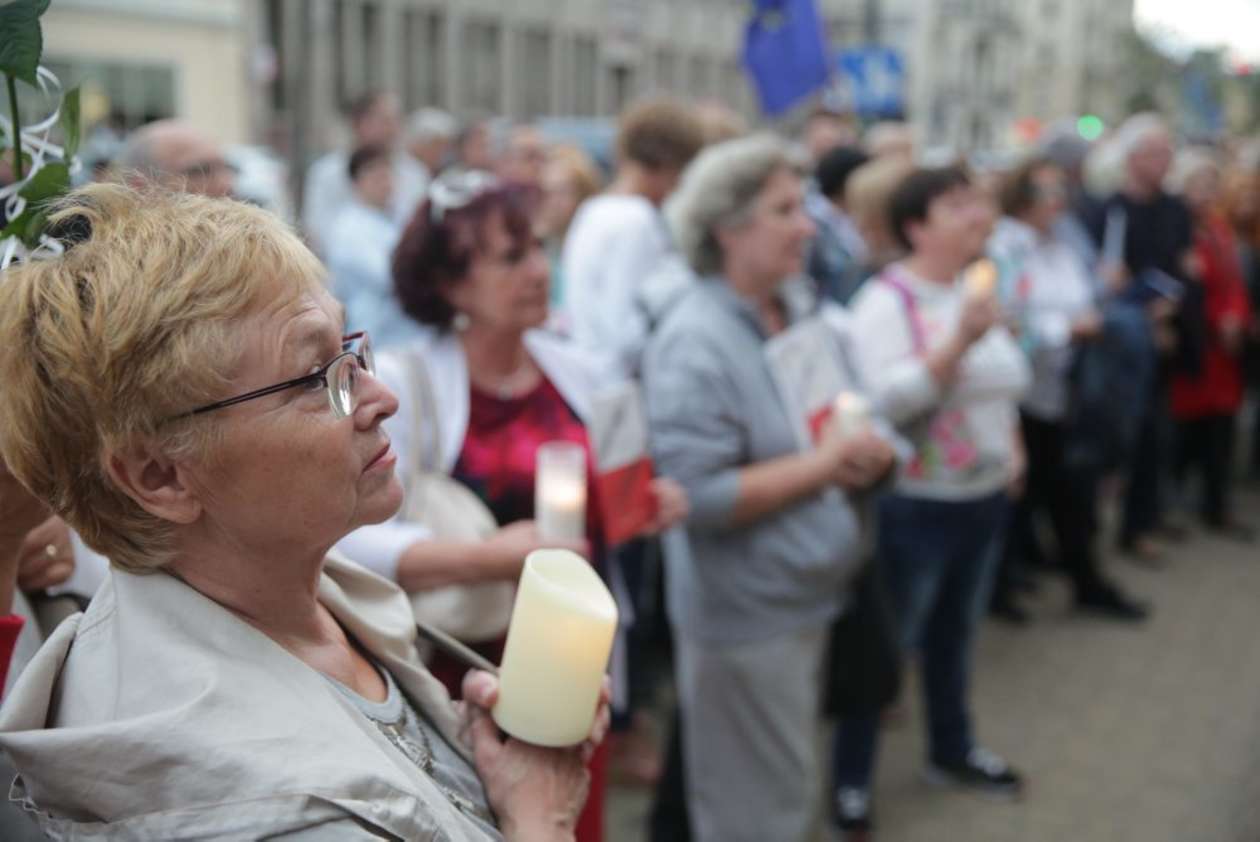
1002 413 1107 599
1174 413 1237 526
649 710 691 842
833 492 1009 787
1121 385 1171 546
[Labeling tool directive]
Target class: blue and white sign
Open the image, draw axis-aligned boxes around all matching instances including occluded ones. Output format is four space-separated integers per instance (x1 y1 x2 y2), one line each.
828 46 905 118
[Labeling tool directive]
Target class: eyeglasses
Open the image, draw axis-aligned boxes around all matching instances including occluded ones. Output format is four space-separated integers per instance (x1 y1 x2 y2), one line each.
176 158 239 180
182 332 375 420
428 169 499 223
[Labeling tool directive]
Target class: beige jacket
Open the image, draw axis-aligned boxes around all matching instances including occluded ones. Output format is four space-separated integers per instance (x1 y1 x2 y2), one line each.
0 553 497 841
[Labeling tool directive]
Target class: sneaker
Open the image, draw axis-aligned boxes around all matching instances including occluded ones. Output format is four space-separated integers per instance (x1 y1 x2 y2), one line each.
1076 584 1150 622
924 747 1023 800
1204 520 1256 544
989 594 1031 626
833 786 872 840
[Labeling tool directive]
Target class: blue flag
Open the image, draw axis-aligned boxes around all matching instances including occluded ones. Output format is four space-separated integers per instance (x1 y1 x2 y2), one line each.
742 0 831 117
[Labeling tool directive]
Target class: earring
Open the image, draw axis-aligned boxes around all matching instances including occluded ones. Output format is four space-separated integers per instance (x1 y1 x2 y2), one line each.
452 311 471 332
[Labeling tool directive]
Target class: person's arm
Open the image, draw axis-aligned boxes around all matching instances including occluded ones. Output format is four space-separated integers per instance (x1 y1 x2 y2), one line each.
0 459 49 694
565 208 660 374
850 285 994 427
393 523 587 593
0 461 48 615
645 333 887 532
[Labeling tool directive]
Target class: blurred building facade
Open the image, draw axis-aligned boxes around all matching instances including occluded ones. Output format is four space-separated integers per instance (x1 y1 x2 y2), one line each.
818 0 1136 153
36 0 1147 167
39 0 252 147
256 0 757 153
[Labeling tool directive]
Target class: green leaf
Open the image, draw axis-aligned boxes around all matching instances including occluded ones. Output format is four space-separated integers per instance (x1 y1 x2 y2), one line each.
0 206 35 242
18 160 68 204
59 86 80 158
0 0 51 86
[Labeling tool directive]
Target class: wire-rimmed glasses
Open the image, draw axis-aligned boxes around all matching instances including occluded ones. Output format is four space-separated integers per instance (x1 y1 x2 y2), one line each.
181 332 374 420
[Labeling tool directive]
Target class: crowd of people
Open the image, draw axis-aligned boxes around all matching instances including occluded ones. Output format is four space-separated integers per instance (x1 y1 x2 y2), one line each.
0 87 1258 842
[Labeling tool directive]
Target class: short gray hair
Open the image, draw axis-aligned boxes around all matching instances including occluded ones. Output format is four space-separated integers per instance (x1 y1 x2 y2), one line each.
666 133 807 277
407 107 458 142
1116 112 1169 160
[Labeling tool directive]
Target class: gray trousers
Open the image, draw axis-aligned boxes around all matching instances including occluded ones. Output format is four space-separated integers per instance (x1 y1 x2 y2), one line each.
676 624 830 842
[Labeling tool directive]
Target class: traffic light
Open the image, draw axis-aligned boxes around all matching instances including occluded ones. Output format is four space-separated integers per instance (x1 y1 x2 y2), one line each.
1076 114 1105 141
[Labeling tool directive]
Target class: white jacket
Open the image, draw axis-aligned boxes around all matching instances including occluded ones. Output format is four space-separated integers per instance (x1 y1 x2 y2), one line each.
0 554 495 841
335 327 617 581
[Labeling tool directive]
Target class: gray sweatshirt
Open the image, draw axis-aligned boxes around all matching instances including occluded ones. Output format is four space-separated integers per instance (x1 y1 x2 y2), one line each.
643 278 864 645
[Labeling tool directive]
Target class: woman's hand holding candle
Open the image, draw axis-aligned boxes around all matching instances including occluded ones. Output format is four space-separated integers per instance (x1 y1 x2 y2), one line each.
821 430 896 492
461 670 612 842
638 477 690 537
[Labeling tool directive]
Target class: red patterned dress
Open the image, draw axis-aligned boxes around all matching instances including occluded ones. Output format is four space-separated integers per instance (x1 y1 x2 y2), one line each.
430 375 609 842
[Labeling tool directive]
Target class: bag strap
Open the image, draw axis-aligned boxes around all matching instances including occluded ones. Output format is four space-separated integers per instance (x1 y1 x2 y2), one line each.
401 348 444 484
880 266 927 355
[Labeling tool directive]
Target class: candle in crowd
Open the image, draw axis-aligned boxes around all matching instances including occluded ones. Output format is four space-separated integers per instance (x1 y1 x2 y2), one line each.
535 441 587 542
832 391 873 440
493 548 618 746
964 257 998 300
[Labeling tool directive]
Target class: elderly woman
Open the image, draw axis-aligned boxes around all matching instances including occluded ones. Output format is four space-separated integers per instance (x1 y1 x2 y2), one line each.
643 134 897 842
837 167 1031 833
0 184 606 841
1166 149 1253 537
335 171 688 842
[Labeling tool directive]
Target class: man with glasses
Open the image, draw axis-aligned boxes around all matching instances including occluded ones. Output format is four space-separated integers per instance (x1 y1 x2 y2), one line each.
116 119 237 199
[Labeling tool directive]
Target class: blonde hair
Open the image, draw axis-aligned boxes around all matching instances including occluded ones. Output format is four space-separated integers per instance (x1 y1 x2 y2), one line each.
846 157 914 264
549 144 603 205
0 182 324 572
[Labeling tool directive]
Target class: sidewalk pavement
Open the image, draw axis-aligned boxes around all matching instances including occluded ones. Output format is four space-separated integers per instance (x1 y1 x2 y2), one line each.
607 487 1260 842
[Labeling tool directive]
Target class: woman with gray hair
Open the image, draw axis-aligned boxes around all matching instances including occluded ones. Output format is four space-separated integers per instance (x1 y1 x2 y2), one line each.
642 134 898 842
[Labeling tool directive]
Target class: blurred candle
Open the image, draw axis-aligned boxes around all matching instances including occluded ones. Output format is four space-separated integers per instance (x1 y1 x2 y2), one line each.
493 549 619 746
964 258 998 300
536 442 587 542
833 391 872 439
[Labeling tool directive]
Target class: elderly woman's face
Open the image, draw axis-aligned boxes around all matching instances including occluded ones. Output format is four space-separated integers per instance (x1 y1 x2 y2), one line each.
185 285 403 552
448 210 550 333
719 166 816 287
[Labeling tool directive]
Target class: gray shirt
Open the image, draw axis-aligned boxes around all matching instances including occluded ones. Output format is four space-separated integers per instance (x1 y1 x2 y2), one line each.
326 666 502 841
643 278 863 645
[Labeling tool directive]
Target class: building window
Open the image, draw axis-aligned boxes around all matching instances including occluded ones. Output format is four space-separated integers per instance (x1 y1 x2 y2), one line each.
573 35 598 116
689 55 712 98
517 28 553 119
462 20 502 113
42 58 175 132
404 9 445 109
721 59 743 108
264 0 286 111
654 48 677 92
608 65 635 114
361 1 381 91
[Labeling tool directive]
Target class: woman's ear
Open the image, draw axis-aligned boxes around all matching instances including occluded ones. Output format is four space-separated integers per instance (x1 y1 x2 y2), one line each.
713 218 745 257
103 440 203 525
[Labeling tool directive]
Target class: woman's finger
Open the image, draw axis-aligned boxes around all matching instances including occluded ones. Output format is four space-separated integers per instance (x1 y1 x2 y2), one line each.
460 669 500 711
466 705 504 772
24 560 75 592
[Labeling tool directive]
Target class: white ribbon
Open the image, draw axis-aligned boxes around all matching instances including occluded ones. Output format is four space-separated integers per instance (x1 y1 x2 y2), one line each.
1 66 77 271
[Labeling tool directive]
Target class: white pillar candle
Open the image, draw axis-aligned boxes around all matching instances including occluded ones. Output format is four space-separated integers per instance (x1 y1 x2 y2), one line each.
833 391 872 440
536 441 587 542
493 549 619 746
